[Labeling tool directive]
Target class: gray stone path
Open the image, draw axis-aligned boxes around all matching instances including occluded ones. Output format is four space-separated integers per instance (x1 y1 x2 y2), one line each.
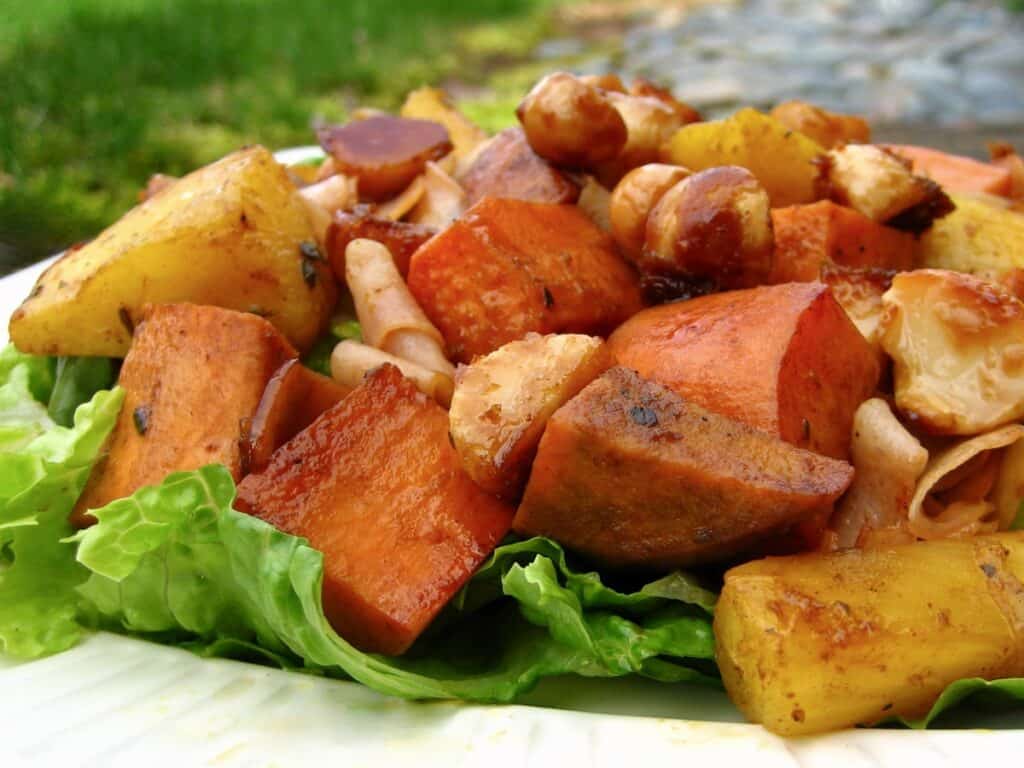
544 0 1024 137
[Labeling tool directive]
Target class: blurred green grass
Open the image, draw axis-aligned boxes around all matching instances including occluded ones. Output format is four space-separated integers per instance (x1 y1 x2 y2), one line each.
0 0 551 272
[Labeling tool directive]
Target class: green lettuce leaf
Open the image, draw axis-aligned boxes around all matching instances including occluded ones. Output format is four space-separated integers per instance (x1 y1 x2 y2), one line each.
302 320 361 376
904 677 1024 728
74 464 716 701
48 356 117 427
0 345 123 658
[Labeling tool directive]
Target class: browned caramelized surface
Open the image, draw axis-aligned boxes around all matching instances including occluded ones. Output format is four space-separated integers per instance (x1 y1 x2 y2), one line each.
318 116 452 201
514 367 854 569
326 208 436 279
408 197 643 362
73 303 296 527
459 128 580 206
608 282 879 461
236 365 513 655
242 358 351 475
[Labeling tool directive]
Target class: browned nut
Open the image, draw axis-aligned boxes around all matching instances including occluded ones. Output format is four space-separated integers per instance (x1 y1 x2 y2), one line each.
770 100 870 149
579 73 627 93
594 92 687 185
516 72 628 168
609 163 691 261
318 116 453 202
642 166 774 291
629 77 702 124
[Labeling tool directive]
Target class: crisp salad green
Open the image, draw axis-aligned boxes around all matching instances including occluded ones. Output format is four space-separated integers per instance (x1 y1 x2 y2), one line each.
0 342 1022 726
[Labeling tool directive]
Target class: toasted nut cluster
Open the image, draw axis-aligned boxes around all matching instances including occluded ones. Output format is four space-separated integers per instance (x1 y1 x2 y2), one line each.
642 166 774 291
822 144 954 233
516 72 627 168
609 163 691 260
603 91 687 176
770 100 870 149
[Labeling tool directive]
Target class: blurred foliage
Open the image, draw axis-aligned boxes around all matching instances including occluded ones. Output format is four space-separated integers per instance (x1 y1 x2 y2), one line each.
0 0 552 270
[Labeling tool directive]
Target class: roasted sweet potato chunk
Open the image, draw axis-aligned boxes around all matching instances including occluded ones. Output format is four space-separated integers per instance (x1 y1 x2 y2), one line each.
770 200 914 283
242 358 350 475
318 116 452 201
408 197 643 362
458 128 579 207
236 365 513 655
608 282 879 461
449 333 610 500
514 367 854 570
73 304 296 527
885 144 1012 196
325 208 436 279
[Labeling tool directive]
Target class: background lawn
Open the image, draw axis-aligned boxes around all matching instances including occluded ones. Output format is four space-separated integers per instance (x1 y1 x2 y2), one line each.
0 0 556 273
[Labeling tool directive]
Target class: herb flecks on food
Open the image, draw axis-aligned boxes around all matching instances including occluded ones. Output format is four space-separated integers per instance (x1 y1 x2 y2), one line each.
133 404 151 435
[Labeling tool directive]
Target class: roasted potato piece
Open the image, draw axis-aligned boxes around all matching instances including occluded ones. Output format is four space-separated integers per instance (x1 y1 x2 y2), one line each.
880 269 1024 435
819 265 894 350
242 358 350 475
642 166 774 292
9 146 336 356
715 533 1024 736
400 87 488 160
916 195 1024 275
822 144 954 232
449 333 610 499
516 72 627 168
609 163 691 261
665 108 824 207
326 208 436 279
236 365 513 655
317 116 452 201
73 304 296 527
408 197 642 362
770 100 870 149
609 282 879 461
770 200 914 284
886 144 1013 196
458 128 579 206
514 367 853 569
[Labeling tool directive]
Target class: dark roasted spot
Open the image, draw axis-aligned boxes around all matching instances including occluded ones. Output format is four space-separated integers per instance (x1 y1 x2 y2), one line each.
640 273 717 306
542 285 555 309
980 563 997 578
118 306 135 335
301 258 318 288
693 527 714 544
300 241 325 262
133 405 151 436
630 405 659 427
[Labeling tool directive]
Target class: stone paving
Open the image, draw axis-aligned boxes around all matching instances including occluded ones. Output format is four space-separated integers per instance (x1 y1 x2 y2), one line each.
542 0 1024 129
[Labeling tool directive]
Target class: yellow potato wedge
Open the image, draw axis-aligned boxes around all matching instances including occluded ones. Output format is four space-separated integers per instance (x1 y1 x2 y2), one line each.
664 107 824 207
916 195 1024 275
9 146 336 356
400 87 488 160
449 333 610 500
715 533 1024 736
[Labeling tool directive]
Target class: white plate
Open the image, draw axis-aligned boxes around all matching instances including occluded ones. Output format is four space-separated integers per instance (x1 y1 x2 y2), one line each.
2 149 1023 767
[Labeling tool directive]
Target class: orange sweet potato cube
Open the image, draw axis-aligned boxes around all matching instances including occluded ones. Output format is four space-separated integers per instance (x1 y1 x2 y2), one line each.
408 197 643 362
242 358 351 475
608 282 879 461
770 201 915 283
73 303 296 527
885 144 1012 196
235 365 514 655
514 367 854 569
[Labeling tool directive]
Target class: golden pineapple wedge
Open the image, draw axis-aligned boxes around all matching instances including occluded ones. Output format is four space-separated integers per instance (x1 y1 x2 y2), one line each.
715 533 1024 736
9 146 336 356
